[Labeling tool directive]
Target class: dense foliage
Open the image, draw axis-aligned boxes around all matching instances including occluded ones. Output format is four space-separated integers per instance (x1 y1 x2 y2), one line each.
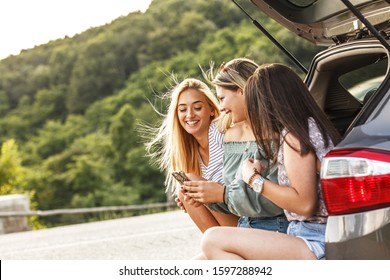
0 0 322 227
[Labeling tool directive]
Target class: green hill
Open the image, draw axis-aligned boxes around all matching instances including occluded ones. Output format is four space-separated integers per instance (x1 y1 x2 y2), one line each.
0 0 321 228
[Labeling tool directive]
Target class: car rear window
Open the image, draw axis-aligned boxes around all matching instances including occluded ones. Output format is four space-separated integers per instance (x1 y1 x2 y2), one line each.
339 58 387 104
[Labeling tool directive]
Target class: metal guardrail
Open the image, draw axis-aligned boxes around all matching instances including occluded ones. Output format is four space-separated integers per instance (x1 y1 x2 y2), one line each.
0 202 177 217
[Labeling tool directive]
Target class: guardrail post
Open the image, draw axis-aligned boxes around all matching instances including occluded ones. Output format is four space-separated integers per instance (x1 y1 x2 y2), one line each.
0 194 31 234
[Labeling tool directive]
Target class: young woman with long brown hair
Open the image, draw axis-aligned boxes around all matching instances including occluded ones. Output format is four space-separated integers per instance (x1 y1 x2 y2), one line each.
200 63 340 260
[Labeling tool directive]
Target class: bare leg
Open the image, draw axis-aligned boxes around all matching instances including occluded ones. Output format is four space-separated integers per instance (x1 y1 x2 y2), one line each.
209 210 238 227
177 190 238 233
201 227 317 260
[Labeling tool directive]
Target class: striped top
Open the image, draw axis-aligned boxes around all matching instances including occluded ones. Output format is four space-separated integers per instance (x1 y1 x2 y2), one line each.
200 121 224 184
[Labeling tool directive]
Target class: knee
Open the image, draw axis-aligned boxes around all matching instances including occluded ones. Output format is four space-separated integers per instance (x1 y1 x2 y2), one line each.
201 227 223 259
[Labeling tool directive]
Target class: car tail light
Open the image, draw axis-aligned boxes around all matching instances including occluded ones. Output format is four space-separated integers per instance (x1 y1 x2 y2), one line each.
321 148 390 215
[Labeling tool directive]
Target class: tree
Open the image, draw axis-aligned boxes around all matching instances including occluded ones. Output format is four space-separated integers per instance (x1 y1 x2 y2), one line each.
67 33 125 114
22 115 91 164
0 139 44 229
109 104 136 159
0 90 10 116
0 139 27 195
48 43 77 86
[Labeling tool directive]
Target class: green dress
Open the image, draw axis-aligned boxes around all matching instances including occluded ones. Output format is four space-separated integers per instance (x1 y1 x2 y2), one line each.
208 141 284 218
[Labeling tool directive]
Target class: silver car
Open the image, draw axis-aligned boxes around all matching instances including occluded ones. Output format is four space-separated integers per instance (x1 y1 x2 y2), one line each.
245 0 390 259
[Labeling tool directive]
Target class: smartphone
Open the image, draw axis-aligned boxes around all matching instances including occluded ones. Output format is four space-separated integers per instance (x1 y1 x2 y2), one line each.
172 170 190 184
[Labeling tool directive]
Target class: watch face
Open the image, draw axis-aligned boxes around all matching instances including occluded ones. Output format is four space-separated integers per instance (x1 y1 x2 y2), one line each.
253 183 262 193
253 177 264 193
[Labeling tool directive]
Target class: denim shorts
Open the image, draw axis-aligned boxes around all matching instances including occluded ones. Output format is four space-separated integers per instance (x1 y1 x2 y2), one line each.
287 220 326 260
237 214 289 233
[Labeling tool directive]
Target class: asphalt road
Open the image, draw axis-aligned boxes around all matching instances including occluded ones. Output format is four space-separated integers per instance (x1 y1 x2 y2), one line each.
0 210 202 260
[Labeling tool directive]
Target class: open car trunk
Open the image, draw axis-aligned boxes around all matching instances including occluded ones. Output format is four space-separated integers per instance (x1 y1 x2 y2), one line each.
250 0 390 46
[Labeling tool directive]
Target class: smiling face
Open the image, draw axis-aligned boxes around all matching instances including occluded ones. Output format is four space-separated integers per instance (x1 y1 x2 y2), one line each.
216 85 246 124
177 88 215 139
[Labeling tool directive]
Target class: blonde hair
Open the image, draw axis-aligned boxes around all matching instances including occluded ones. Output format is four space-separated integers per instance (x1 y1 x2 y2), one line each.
145 78 220 193
203 58 259 130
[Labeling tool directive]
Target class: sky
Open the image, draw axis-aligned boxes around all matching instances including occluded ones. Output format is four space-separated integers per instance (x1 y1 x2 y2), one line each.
0 0 153 60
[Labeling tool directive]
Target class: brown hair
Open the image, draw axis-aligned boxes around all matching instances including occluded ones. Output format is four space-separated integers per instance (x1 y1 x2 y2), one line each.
203 58 259 130
244 63 340 163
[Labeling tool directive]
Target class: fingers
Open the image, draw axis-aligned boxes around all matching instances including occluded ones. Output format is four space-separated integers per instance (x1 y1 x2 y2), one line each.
182 180 209 191
180 181 210 204
185 192 205 205
182 185 195 193
176 192 203 210
184 193 201 205
181 184 203 193
175 197 186 212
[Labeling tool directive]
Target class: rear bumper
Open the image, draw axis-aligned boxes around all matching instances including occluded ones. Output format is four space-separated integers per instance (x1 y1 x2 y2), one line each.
325 207 390 259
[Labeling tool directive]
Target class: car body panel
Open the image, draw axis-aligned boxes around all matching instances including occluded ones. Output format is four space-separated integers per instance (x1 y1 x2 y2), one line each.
326 207 390 243
250 0 390 45
326 207 390 259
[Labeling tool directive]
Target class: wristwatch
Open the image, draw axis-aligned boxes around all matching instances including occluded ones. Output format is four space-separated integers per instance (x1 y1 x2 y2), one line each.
252 176 265 194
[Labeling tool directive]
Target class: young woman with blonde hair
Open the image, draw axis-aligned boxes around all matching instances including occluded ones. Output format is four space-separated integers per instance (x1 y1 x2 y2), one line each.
145 77 238 233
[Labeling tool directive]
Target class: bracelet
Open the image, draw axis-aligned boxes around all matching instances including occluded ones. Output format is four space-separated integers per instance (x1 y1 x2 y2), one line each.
247 167 260 186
